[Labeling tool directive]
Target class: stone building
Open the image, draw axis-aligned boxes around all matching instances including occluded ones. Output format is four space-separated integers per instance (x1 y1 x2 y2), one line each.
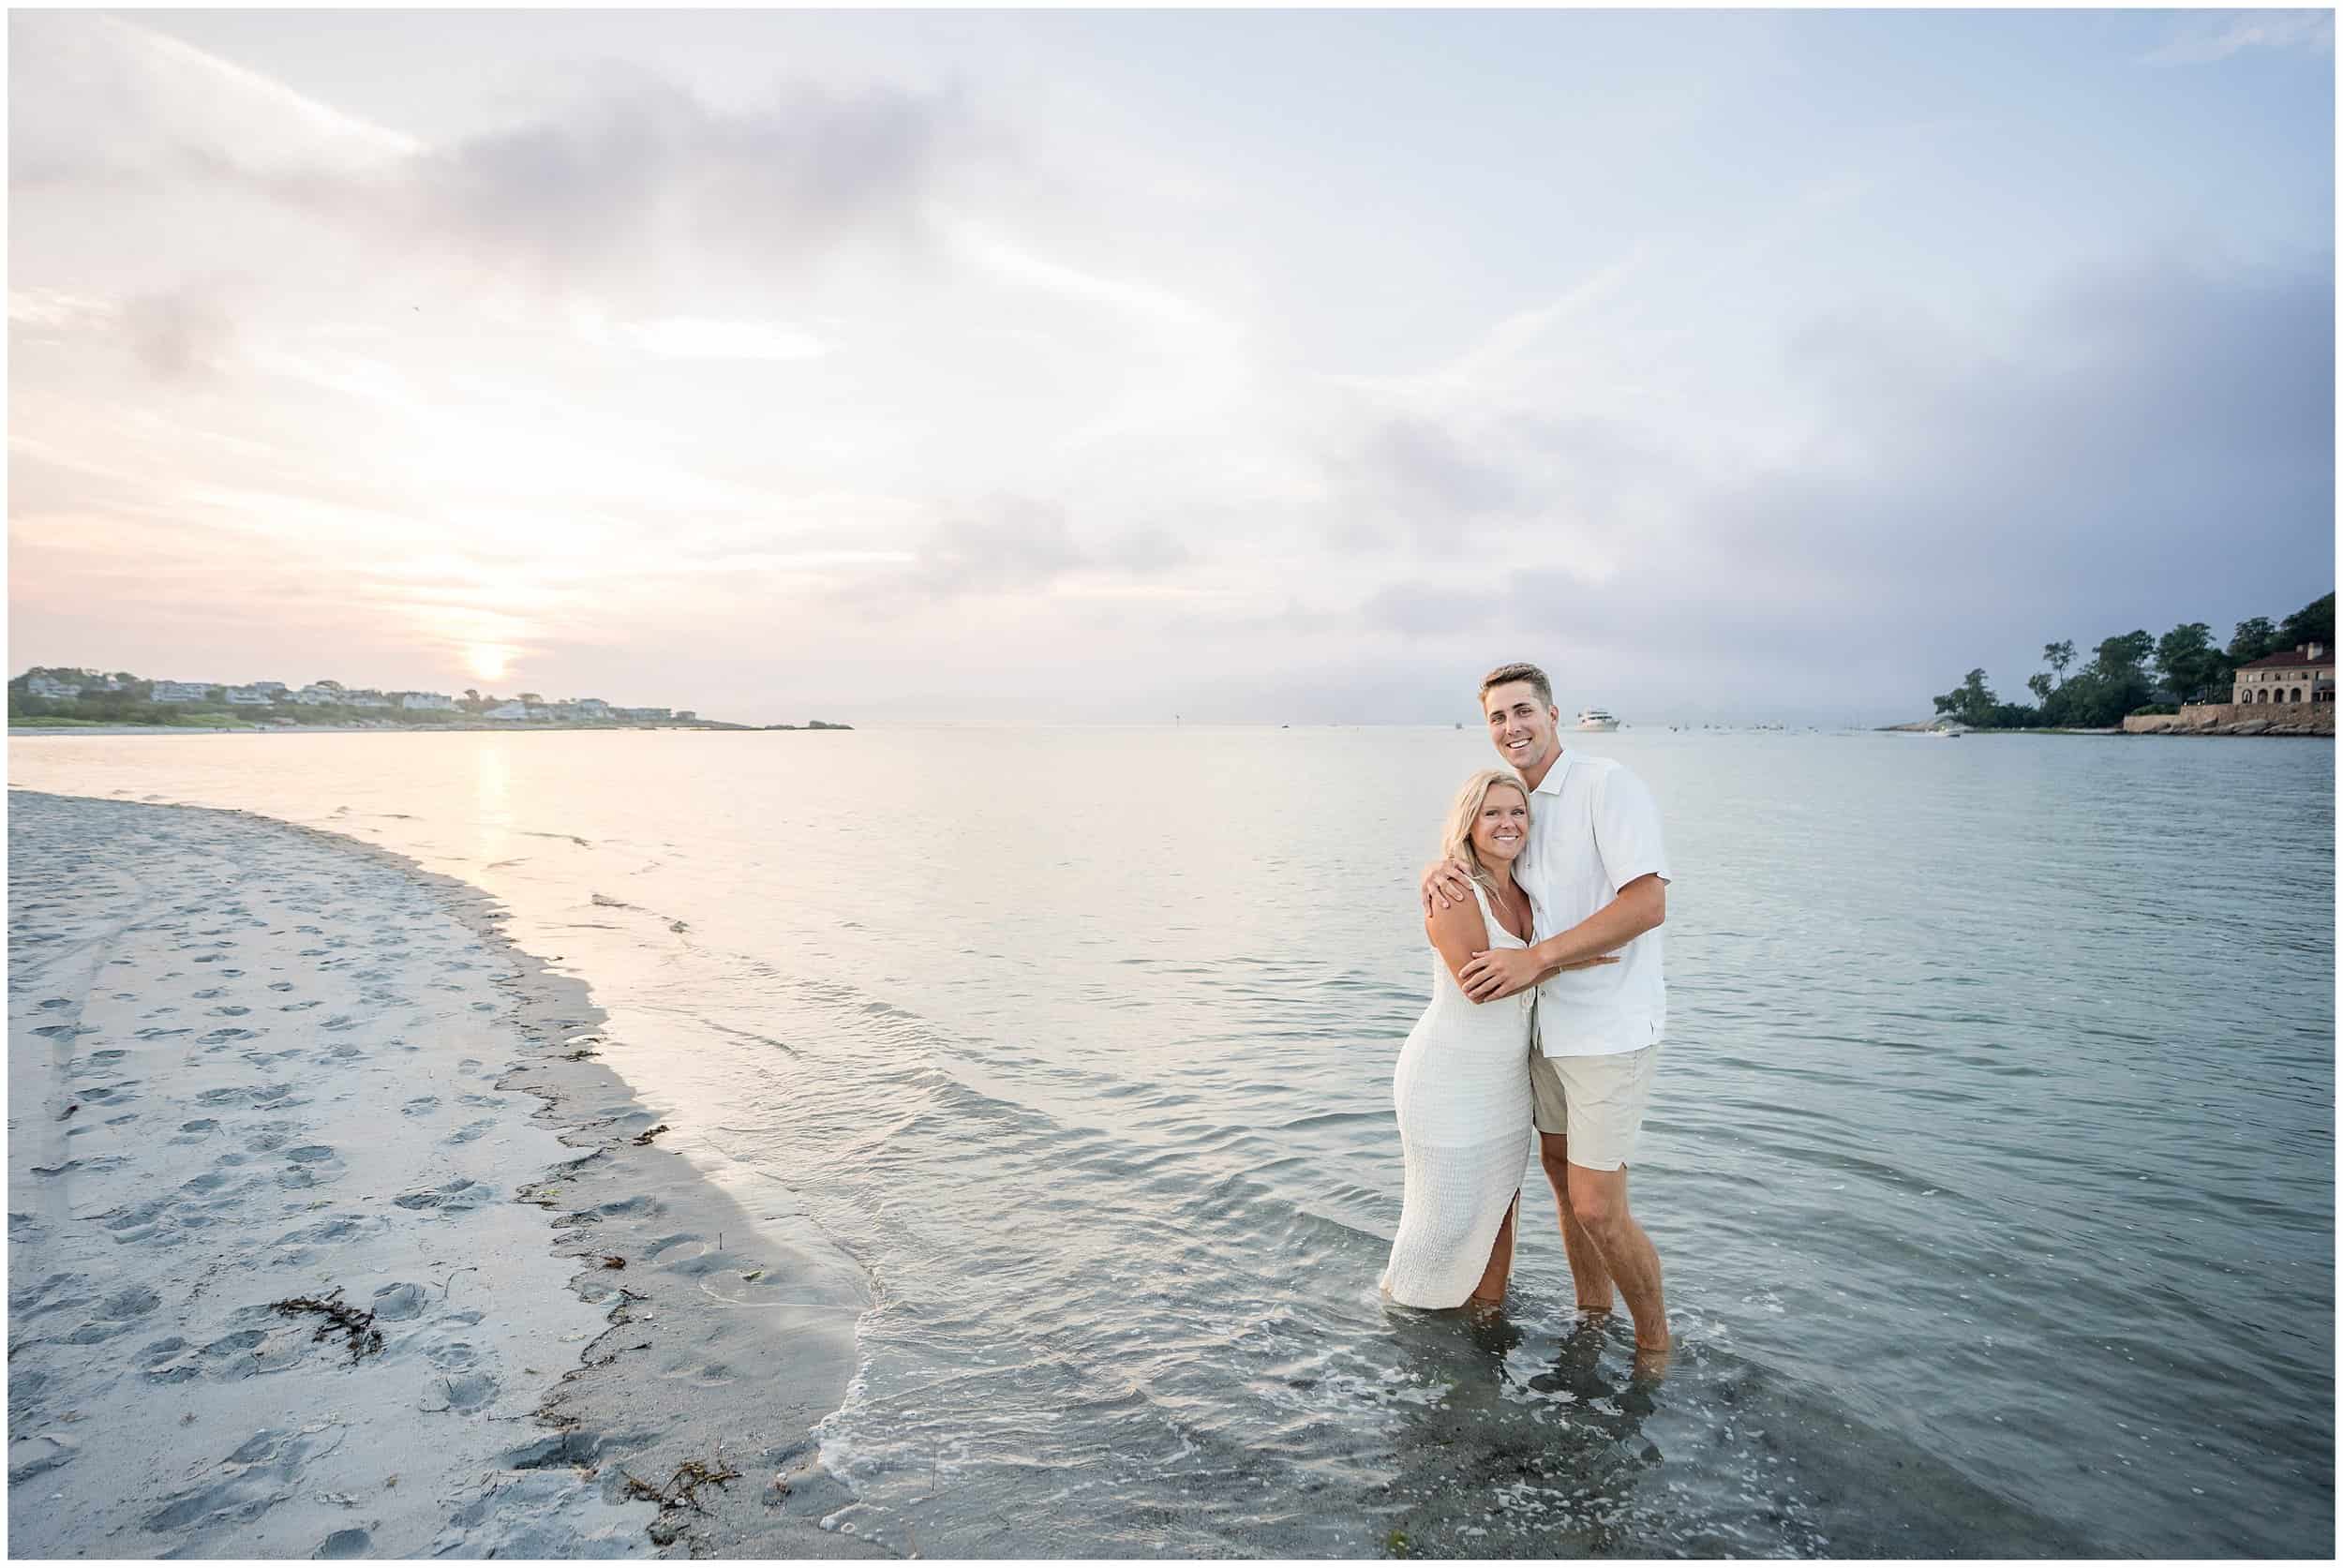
2231 642 2334 707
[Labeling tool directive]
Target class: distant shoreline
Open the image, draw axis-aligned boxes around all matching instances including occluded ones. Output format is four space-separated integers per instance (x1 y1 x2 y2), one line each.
7 723 837 738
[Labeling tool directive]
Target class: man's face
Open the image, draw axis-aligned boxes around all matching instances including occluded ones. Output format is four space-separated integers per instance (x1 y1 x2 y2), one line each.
1484 681 1559 774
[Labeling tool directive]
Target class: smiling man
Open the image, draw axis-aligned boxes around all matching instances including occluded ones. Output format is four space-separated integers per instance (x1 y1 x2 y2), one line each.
1424 661 1673 1370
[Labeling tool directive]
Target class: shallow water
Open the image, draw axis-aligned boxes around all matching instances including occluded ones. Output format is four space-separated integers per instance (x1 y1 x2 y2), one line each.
10 726 2333 1556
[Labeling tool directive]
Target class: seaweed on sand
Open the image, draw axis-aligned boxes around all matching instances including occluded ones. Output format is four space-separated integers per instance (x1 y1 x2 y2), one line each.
269 1287 385 1364
621 1457 743 1516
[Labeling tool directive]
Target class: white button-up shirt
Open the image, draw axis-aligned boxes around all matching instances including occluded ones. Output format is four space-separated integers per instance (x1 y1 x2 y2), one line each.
1515 749 1671 1057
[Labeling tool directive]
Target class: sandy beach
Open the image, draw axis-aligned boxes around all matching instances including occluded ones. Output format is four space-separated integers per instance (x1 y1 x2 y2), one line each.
7 791 874 1559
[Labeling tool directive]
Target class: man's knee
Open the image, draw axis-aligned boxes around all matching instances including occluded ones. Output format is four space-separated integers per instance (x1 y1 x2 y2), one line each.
1565 1168 1629 1235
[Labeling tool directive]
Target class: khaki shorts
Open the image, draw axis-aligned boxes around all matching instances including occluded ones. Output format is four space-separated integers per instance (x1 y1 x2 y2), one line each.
1528 1044 1659 1171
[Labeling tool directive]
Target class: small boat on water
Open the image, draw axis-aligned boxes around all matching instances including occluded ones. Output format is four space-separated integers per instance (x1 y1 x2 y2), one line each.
1576 709 1619 732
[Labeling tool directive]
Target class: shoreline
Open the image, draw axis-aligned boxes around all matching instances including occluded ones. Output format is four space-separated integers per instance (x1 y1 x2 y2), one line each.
6 791 873 1558
7 724 763 738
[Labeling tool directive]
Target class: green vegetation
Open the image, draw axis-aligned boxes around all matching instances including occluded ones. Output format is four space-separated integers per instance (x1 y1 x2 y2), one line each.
1932 592 2332 730
7 667 761 729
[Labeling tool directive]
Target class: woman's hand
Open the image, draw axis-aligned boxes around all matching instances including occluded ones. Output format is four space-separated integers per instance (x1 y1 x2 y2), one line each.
1549 953 1621 973
1419 858 1478 918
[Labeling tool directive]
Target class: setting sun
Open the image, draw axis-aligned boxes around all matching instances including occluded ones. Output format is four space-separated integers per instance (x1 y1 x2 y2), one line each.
467 644 512 683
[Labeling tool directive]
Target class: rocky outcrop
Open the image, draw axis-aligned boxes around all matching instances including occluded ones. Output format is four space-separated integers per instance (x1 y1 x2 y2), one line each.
2123 702 2334 737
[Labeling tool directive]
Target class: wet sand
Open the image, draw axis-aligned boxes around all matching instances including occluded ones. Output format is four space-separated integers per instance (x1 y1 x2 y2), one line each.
7 790 875 1558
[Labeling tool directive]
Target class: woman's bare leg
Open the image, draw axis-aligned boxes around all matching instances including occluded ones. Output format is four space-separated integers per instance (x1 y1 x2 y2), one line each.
1466 1192 1521 1307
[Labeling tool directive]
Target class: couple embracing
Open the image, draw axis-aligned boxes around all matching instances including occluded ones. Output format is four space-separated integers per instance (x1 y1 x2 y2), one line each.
1381 662 1672 1371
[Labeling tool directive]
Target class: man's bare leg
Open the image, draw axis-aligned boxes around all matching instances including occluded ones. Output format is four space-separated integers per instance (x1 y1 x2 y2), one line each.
1466 1192 1520 1308
1537 1132 1616 1314
1562 1160 1668 1371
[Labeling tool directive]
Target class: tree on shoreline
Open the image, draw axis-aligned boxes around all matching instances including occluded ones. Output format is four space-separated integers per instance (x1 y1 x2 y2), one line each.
1928 591 2331 729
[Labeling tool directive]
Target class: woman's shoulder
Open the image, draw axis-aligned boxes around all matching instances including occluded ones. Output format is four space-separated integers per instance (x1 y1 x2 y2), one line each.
1425 881 1492 934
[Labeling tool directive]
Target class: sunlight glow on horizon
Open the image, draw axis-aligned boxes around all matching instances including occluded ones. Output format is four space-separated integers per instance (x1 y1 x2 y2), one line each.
466 644 514 684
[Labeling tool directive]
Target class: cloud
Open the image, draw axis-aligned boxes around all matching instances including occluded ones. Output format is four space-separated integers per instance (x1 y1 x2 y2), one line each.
9 13 417 187
1307 251 2335 718
885 496 1200 602
121 286 233 380
906 496 1086 595
380 77 969 291
14 16 977 301
2139 10 2335 67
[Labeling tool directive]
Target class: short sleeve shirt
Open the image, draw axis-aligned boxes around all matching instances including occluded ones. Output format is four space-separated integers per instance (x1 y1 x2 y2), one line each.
1515 751 1671 1057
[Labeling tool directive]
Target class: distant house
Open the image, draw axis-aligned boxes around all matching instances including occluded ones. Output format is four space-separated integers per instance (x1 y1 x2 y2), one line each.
348 692 393 709
524 705 556 721
26 675 82 699
574 698 611 719
251 681 289 695
224 686 273 706
676 710 697 722
2231 642 2334 707
484 700 529 720
400 692 457 711
150 680 211 704
616 707 672 722
291 685 340 706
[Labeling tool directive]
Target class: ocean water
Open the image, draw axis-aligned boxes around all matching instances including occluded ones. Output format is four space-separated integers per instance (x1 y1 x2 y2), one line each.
8 726 2332 1557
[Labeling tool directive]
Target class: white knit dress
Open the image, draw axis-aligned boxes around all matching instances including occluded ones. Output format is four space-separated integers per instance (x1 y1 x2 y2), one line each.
1380 884 1538 1308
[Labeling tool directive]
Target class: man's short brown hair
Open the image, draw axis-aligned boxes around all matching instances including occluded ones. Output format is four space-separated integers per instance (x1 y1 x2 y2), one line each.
1478 662 1553 709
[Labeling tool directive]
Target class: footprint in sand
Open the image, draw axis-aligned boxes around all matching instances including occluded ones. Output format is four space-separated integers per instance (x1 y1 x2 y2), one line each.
401 1097 440 1116
8 1434 78 1484
425 1337 479 1370
267 981 295 993
394 1179 495 1213
198 1028 260 1044
370 1281 427 1322
58 1285 161 1345
444 1120 496 1145
432 1371 500 1414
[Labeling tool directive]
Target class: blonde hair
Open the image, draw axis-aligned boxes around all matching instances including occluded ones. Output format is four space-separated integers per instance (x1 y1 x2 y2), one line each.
1439 769 1530 906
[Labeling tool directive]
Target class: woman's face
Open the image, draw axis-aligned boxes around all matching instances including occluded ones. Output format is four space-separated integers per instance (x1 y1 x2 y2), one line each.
1470 785 1529 866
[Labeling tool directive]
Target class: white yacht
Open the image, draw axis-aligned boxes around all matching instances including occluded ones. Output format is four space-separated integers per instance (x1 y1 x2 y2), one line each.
1575 709 1619 732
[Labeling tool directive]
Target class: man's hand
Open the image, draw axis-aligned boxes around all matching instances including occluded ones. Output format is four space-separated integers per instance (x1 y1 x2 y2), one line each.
1419 858 1478 918
1460 947 1619 1003
1459 946 1545 1003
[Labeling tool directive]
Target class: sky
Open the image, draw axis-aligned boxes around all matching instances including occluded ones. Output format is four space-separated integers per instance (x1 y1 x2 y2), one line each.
8 8 2335 725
